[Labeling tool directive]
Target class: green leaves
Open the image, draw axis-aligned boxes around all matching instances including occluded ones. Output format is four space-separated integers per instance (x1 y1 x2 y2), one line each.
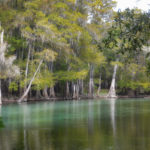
55 70 88 81
53 2 69 10
9 81 18 92
0 8 16 30
32 71 54 90
111 61 123 67
1 0 149 97
24 0 42 10
36 49 57 62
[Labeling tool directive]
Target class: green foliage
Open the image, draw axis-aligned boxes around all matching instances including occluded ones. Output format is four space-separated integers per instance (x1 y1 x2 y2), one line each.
118 80 150 91
32 71 54 90
55 70 88 81
9 81 18 92
7 36 27 55
35 49 57 62
111 61 123 67
0 8 16 30
0 0 149 98
118 63 150 91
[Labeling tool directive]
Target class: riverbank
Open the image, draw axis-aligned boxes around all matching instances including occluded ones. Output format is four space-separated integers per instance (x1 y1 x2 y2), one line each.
1 95 150 104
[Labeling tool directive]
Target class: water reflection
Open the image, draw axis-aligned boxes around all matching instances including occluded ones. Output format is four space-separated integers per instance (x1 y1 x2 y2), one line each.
108 98 116 135
1 99 150 150
88 100 94 134
0 105 1 117
0 105 4 129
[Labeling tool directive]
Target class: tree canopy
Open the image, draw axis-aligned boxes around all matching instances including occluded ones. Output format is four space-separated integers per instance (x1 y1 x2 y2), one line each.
0 0 150 102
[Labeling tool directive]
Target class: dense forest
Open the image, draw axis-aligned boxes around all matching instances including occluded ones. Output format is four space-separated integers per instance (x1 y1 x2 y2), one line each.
0 0 150 104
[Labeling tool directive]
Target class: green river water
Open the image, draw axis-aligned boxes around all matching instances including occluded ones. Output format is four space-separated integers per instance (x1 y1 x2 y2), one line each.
0 98 150 150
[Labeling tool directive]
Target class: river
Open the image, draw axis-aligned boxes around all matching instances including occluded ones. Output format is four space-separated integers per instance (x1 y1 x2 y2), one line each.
0 98 150 150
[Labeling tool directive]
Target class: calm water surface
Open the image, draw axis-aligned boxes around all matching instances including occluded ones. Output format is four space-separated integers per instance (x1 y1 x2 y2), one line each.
0 98 150 150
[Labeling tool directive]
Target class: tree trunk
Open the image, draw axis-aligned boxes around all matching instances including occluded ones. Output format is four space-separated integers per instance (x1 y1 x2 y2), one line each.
72 82 76 99
72 81 79 100
79 79 84 96
49 61 55 98
43 86 49 99
107 63 118 98
24 45 31 88
89 64 94 98
0 79 2 105
76 80 79 99
0 30 4 105
76 80 80 99
24 44 31 102
97 73 101 96
18 59 43 103
66 81 70 98
0 30 4 63
1 30 4 44
66 66 71 99
36 90 42 99
49 87 55 98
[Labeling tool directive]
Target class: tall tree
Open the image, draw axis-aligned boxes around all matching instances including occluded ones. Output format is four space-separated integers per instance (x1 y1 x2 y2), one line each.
0 28 19 104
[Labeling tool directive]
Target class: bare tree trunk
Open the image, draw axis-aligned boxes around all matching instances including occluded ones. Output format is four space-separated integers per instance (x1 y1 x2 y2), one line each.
76 80 79 99
18 59 43 103
0 80 2 105
49 61 55 98
72 81 79 99
24 45 31 88
97 73 101 96
24 45 31 102
107 64 118 98
66 66 71 99
72 82 76 99
0 30 5 65
79 79 84 96
43 86 49 99
89 64 94 98
1 30 3 43
49 87 55 98
66 81 70 98
0 30 4 105
81 79 84 95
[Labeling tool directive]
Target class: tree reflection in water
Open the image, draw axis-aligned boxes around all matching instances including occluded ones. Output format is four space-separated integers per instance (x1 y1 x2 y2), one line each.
0 100 150 150
0 105 4 128
108 98 116 135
